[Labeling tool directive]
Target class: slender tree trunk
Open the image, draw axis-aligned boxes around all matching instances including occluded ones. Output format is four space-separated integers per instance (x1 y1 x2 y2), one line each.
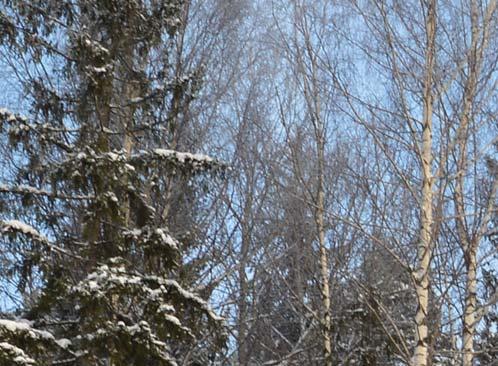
301 19 332 364
458 2 497 364
238 215 251 366
284 3 334 362
412 1 436 365
463 247 477 366
317 147 332 366
306 47 332 366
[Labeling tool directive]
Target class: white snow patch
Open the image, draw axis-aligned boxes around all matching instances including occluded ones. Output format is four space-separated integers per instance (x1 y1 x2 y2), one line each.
55 338 71 349
83 38 109 55
0 319 54 341
0 108 28 123
155 229 179 250
153 149 213 164
123 227 179 250
88 65 112 74
163 314 182 327
157 304 175 313
0 342 35 365
124 228 142 237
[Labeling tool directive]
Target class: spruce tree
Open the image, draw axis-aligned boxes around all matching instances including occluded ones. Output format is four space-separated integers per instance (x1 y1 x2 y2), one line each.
0 1 225 365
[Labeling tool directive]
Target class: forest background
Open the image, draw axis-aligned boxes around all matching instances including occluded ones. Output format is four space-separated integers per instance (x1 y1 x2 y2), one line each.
0 1 497 365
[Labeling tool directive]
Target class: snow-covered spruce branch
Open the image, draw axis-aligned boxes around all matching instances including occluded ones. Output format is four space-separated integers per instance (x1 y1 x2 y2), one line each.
0 220 82 259
131 148 226 174
0 318 71 365
0 184 94 201
0 108 73 152
72 261 223 324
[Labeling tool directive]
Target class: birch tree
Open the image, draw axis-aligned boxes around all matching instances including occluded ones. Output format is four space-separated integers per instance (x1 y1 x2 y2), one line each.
443 1 498 363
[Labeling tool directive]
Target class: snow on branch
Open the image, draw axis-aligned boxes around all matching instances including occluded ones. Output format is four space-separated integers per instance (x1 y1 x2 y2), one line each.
159 278 225 323
0 184 93 200
1 219 79 258
60 147 224 182
82 38 110 57
79 320 178 366
0 108 73 152
59 148 134 175
0 342 36 366
0 108 28 124
0 184 51 196
0 319 73 365
1 220 49 245
123 227 179 260
153 149 214 164
132 148 224 174
0 319 54 342
72 261 224 325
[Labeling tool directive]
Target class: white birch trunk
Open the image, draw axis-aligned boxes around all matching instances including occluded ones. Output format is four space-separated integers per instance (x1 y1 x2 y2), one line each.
412 1 436 365
317 137 332 366
463 249 477 366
